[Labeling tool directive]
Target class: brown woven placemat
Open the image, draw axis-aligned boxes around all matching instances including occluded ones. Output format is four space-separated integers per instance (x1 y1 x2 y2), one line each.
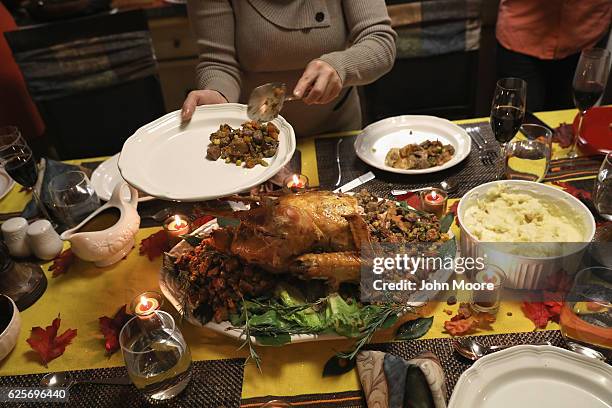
0 358 245 407
242 330 571 408
315 122 499 198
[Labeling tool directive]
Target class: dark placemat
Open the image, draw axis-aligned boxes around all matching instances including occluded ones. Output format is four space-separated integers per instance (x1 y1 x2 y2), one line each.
243 330 570 408
0 358 245 408
315 122 499 198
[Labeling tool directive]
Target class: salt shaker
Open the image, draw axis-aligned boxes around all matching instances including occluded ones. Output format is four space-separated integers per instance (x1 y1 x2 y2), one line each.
26 220 63 261
1 217 31 258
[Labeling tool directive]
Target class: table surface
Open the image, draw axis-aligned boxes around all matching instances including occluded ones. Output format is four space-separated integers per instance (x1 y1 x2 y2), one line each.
0 108 594 400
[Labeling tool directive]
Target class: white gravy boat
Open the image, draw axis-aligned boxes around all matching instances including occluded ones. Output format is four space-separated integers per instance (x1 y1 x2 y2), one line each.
61 182 140 267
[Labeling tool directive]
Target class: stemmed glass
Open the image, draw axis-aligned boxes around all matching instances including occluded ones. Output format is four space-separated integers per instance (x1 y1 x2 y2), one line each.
490 78 527 177
0 126 52 221
570 48 611 157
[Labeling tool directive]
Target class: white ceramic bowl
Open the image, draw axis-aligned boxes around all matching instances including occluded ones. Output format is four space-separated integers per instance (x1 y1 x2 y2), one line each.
457 180 596 289
0 294 21 361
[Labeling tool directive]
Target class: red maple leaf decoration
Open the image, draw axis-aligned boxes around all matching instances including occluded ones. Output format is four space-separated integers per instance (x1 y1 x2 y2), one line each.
26 315 77 367
191 215 215 230
99 305 133 356
394 192 421 209
48 249 74 278
139 230 169 260
553 181 592 201
552 123 574 148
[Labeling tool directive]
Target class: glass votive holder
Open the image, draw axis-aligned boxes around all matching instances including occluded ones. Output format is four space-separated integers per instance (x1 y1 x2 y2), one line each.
419 188 448 218
470 265 506 315
130 290 164 318
282 174 309 193
163 214 190 246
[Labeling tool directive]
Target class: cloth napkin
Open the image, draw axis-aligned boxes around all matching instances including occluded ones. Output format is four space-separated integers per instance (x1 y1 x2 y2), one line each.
357 350 447 408
21 158 90 221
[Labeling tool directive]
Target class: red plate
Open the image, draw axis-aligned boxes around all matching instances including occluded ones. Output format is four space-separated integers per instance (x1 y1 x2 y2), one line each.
573 106 612 155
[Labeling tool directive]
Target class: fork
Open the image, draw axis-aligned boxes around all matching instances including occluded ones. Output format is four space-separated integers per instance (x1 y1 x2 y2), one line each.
465 126 498 165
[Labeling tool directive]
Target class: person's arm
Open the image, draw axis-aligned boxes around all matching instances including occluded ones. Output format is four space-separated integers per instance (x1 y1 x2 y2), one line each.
294 0 396 105
182 0 241 120
320 0 397 87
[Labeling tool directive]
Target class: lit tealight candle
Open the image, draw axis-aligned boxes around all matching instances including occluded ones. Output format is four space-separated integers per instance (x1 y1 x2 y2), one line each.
283 174 309 193
419 188 448 218
164 214 190 246
131 291 163 317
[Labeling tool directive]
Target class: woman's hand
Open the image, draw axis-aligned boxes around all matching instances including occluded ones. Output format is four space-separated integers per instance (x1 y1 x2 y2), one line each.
293 60 343 105
181 90 228 121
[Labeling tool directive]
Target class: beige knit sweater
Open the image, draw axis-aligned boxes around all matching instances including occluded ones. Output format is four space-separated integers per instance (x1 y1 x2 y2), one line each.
187 0 397 136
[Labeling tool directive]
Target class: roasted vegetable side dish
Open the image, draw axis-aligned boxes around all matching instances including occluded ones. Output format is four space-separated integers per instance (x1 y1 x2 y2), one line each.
206 121 280 168
385 140 455 170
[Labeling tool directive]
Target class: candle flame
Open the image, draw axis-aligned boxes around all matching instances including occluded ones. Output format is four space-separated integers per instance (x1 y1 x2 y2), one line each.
292 174 300 185
140 295 148 307
430 190 437 200
174 215 181 224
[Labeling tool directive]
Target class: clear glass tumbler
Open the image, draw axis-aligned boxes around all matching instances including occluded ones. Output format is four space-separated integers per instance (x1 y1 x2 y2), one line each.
470 264 507 315
503 123 552 182
119 311 192 401
594 153 612 221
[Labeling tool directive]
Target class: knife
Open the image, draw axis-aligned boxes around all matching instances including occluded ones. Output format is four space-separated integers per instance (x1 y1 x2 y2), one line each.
333 171 375 193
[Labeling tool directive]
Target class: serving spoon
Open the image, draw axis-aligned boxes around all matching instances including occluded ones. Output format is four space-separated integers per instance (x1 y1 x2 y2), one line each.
453 338 551 361
247 82 300 122
390 179 459 197
40 372 132 389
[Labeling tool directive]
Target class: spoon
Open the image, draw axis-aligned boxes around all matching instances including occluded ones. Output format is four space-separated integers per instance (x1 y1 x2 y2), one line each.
391 179 459 197
40 372 132 389
453 338 551 361
247 82 300 122
566 341 607 362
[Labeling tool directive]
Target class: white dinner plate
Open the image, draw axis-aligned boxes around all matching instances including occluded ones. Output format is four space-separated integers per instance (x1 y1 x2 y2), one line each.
91 154 153 202
448 345 612 408
118 104 296 202
0 169 16 201
354 115 471 174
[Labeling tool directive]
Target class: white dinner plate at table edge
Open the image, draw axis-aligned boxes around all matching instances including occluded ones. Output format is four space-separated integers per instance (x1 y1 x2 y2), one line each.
354 115 471 174
0 169 16 201
90 154 153 202
448 345 612 408
118 104 296 202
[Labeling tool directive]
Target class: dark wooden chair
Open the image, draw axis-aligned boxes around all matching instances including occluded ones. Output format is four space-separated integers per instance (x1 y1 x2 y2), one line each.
362 0 500 123
4 10 166 159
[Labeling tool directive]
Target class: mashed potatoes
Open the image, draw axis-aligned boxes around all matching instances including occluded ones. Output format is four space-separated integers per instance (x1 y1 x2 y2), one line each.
463 185 584 243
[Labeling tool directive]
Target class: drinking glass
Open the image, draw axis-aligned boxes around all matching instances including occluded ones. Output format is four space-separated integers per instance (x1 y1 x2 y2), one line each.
503 124 552 182
470 264 506 315
119 311 192 402
593 153 612 221
0 126 53 221
560 267 612 358
49 171 100 228
570 48 611 157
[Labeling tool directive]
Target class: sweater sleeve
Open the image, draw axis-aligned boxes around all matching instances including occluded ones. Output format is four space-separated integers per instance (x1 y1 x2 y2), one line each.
318 0 397 87
187 0 242 102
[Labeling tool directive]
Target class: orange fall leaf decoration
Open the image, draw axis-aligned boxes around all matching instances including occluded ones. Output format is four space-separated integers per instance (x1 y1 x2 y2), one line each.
443 303 496 336
26 315 77 367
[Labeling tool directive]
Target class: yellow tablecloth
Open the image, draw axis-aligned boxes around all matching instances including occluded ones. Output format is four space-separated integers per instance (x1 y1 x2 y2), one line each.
0 109 587 399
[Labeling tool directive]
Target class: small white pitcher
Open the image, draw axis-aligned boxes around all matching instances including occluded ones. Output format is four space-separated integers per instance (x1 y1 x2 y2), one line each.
61 183 140 267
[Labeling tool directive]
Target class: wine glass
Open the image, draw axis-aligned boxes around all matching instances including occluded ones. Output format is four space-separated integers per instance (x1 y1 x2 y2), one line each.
0 126 53 222
593 152 612 221
49 171 100 228
570 48 611 158
490 78 527 177
119 311 192 402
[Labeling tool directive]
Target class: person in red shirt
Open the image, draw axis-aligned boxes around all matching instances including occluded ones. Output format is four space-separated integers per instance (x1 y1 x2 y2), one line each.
496 0 611 111
0 1 45 146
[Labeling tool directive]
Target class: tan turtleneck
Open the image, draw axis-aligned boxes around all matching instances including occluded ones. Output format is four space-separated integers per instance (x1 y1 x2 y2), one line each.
187 0 397 136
